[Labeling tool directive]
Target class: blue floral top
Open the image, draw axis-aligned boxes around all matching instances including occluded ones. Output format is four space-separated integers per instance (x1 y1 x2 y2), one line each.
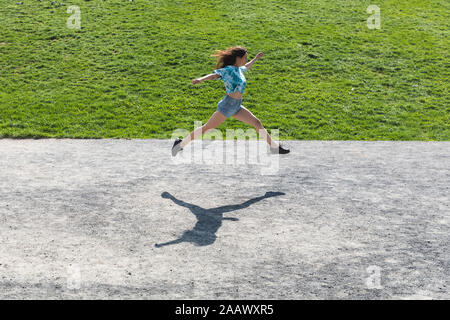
213 65 247 94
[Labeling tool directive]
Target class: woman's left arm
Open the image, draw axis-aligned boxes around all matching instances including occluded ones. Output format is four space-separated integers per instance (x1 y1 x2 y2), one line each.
245 52 264 70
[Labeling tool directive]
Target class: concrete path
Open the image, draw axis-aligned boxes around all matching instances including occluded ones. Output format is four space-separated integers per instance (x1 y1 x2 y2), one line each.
0 139 448 299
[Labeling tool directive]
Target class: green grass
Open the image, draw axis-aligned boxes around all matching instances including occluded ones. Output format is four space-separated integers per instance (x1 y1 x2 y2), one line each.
0 0 448 140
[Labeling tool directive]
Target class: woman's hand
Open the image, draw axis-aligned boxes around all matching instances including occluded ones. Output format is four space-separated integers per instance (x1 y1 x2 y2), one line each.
255 52 264 60
192 78 202 84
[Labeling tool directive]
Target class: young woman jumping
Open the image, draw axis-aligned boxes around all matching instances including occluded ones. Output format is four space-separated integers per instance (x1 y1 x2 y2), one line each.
171 46 290 156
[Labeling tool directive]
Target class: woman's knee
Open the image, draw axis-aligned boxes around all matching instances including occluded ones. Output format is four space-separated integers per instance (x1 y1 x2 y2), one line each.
202 123 214 133
253 118 263 129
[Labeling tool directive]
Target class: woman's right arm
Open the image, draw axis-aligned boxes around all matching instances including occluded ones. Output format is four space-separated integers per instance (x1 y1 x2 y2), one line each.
192 73 220 84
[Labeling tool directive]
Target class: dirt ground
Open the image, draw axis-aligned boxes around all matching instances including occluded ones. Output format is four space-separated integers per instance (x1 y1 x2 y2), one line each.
0 139 448 299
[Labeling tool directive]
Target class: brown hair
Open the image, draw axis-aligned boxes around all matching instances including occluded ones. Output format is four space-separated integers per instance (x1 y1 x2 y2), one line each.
211 46 247 69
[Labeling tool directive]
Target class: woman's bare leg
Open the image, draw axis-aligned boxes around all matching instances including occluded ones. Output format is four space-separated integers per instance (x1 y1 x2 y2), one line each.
180 111 227 149
232 106 279 148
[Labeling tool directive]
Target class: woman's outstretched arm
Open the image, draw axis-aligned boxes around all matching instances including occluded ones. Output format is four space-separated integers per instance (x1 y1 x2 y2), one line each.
245 51 264 70
192 73 220 84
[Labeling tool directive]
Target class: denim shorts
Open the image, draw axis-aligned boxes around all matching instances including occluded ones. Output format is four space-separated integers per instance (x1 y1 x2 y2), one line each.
217 95 243 118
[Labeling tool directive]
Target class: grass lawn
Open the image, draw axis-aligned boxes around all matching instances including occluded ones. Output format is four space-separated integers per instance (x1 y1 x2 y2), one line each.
0 0 448 140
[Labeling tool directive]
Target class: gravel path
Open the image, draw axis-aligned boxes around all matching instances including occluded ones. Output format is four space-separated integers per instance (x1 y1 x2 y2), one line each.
0 139 448 299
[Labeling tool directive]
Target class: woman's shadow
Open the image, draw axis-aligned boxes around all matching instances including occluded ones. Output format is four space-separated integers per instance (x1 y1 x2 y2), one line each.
155 191 285 248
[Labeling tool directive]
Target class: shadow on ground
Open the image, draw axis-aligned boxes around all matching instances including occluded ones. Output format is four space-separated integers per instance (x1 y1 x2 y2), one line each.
155 191 285 247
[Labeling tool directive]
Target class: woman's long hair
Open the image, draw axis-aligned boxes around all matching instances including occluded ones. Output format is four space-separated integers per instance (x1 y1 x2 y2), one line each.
211 46 247 69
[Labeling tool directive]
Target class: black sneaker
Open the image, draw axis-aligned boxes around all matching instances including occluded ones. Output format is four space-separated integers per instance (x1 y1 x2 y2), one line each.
171 138 183 156
270 144 290 154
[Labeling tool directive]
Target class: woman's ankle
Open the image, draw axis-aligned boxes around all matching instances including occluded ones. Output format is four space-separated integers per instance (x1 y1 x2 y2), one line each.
269 142 279 148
